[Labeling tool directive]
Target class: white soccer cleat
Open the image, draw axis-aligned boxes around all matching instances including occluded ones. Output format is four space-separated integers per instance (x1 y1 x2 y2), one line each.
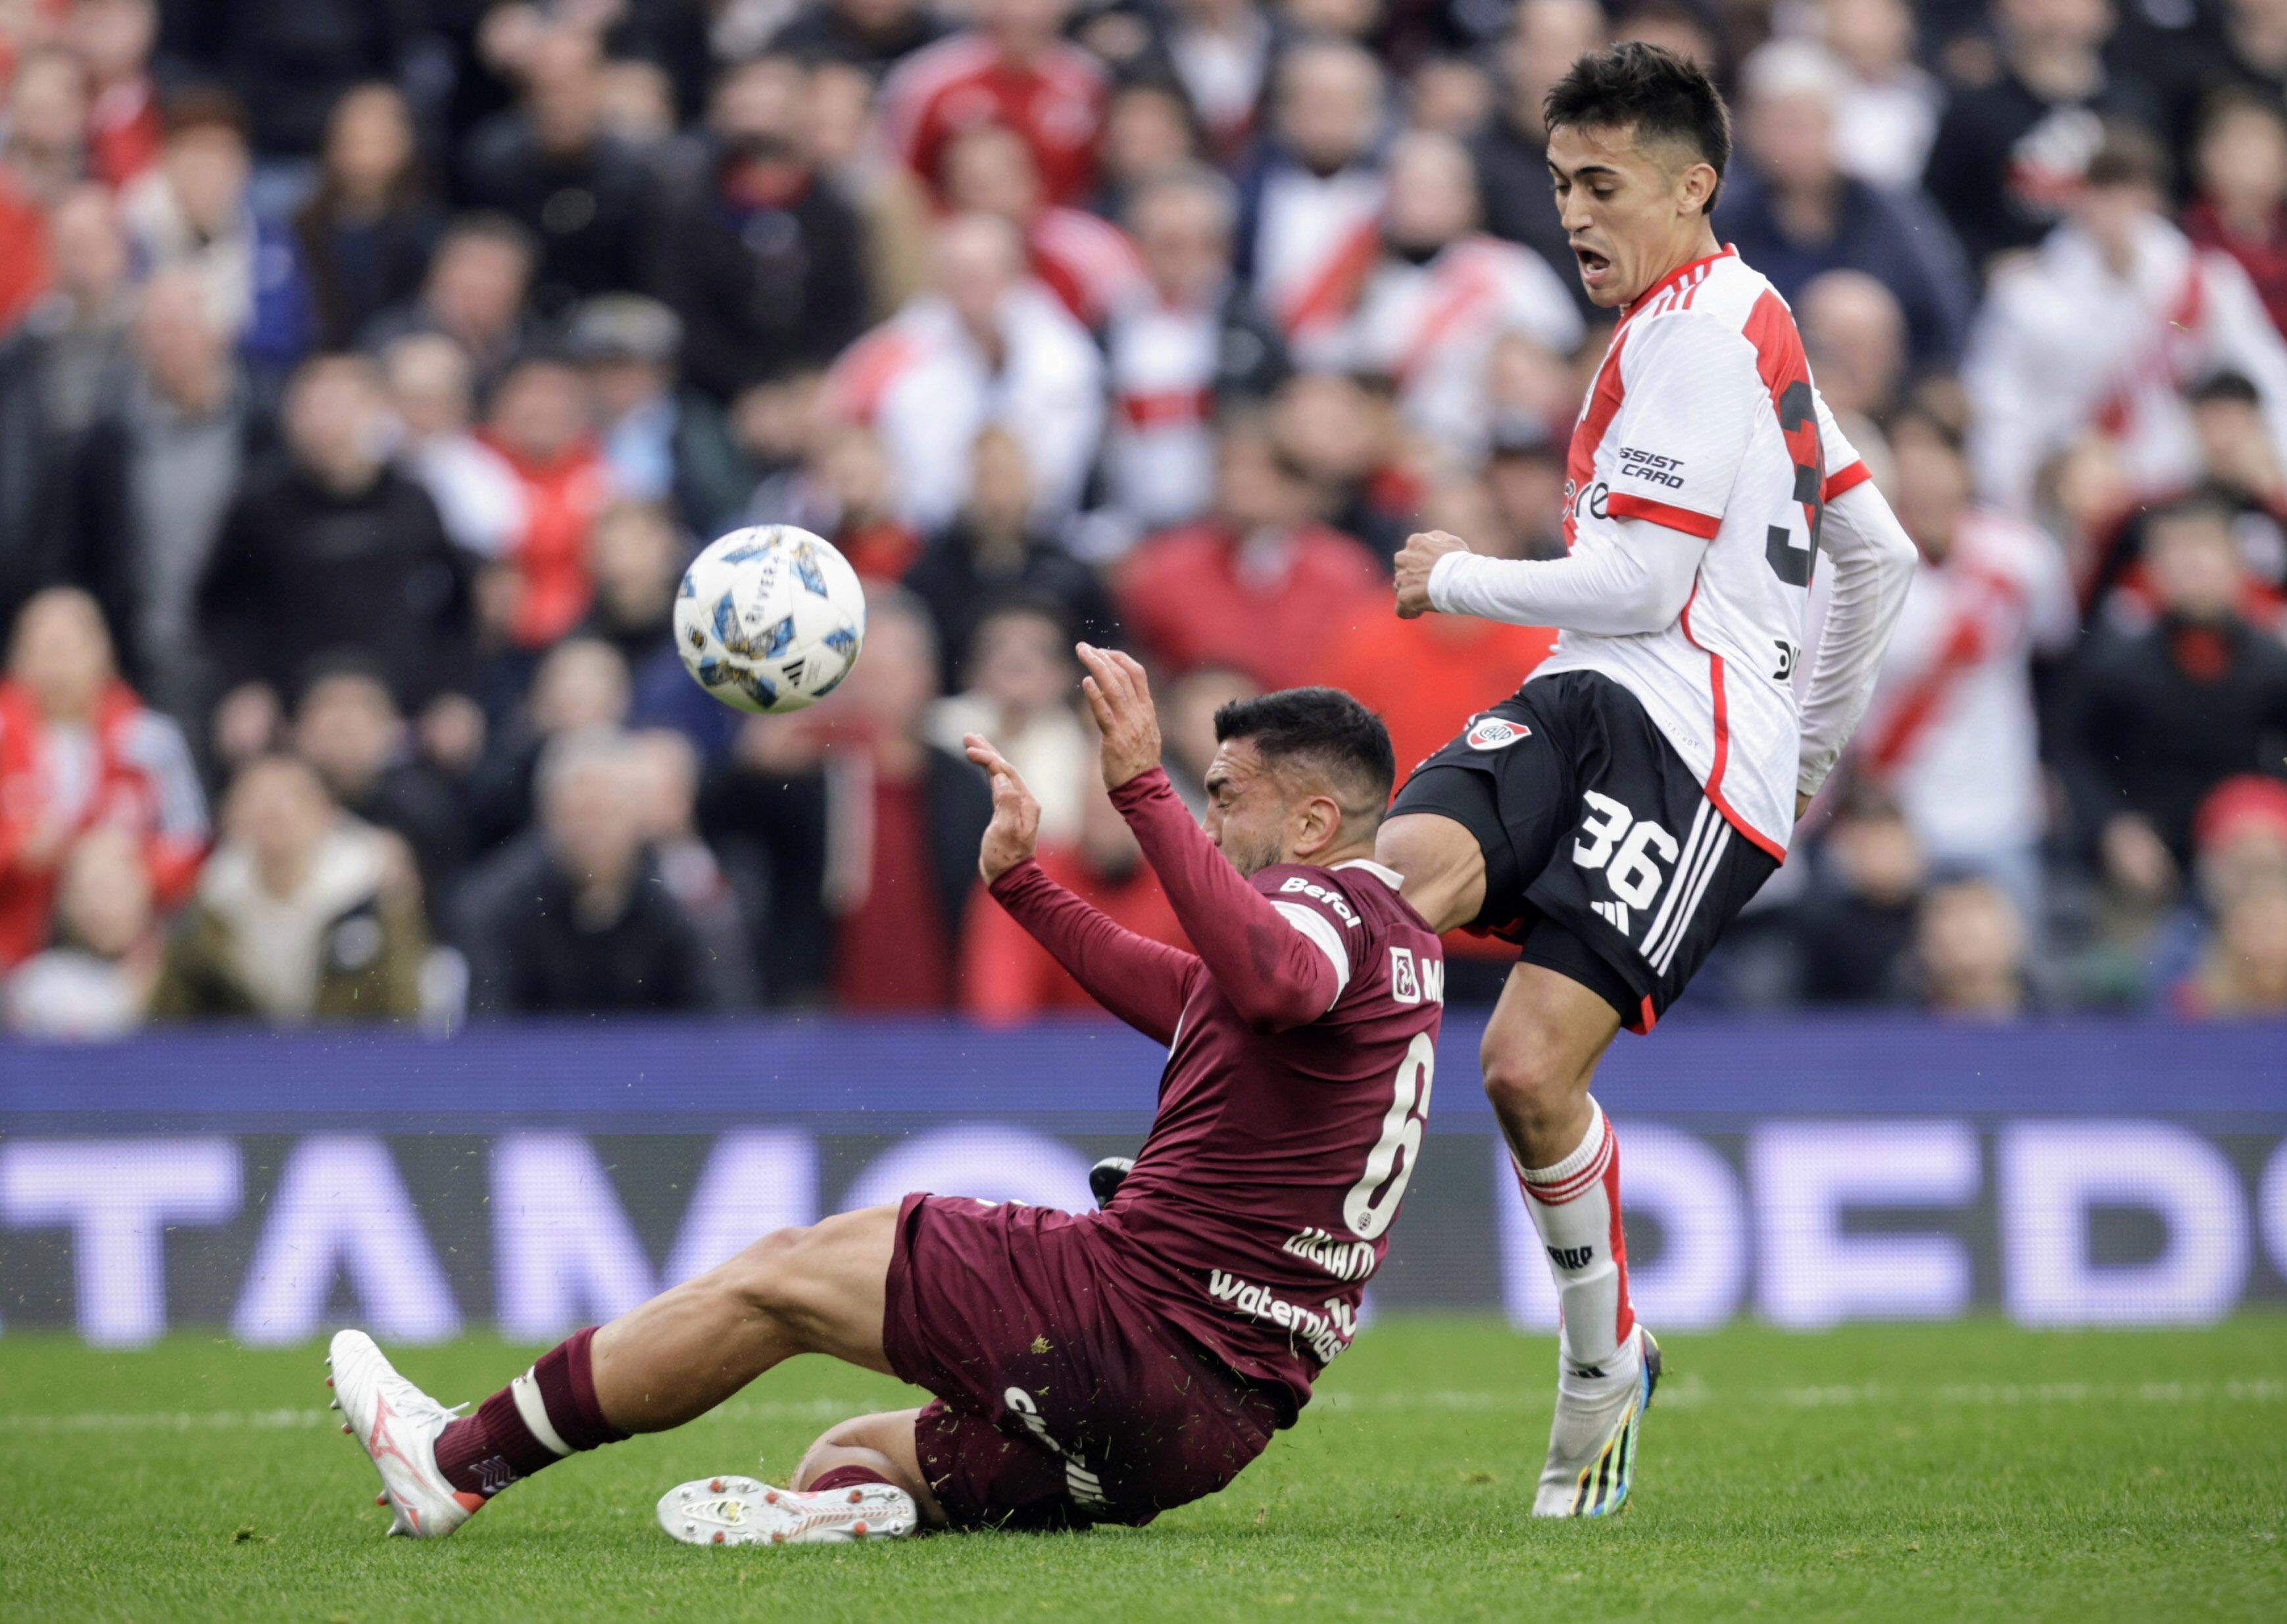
327 1329 485 1540
656 1474 919 1548
1531 1325 1661 1518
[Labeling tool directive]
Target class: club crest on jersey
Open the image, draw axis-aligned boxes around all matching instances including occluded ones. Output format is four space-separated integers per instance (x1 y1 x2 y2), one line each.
1466 717 1531 751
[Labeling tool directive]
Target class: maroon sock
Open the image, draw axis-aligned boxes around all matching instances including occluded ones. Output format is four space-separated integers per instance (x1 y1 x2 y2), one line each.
435 1326 632 1498
806 1465 893 1493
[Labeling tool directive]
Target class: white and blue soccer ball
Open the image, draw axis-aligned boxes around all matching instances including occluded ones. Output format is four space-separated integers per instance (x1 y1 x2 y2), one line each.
674 525 867 714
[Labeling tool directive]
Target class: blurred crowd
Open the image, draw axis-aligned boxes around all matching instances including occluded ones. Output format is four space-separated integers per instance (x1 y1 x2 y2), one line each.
1 0 2285 1039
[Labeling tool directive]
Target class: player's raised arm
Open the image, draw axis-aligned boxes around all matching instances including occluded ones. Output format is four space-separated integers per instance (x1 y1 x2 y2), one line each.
1077 645 1354 1034
966 734 1199 1045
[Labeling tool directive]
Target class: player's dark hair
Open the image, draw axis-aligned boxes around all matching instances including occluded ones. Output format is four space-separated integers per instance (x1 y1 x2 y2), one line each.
1214 687 1396 822
1542 42 1731 214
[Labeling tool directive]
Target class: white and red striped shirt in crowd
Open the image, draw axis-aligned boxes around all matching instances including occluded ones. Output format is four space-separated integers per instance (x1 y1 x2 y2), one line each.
881 31 1106 207
1963 213 2287 512
821 283 1105 534
1858 507 2076 868
1026 205 1148 329
1338 232 1583 455
1248 159 1384 364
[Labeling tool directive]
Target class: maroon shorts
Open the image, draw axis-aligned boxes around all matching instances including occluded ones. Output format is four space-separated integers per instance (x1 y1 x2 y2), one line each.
879 1193 1289 1531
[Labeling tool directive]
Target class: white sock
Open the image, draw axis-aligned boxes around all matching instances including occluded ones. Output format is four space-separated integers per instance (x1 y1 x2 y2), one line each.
1513 1098 1638 1381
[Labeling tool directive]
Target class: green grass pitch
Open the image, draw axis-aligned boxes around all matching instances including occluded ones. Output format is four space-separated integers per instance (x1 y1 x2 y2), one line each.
1 1316 2281 1622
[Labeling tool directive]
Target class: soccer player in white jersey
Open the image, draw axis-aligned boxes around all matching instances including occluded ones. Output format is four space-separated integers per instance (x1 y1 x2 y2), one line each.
1378 43 1917 1517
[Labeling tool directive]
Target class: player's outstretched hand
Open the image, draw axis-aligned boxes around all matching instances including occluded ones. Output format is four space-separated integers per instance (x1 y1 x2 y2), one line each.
964 733 1041 882
1394 529 1471 618
1077 642 1162 791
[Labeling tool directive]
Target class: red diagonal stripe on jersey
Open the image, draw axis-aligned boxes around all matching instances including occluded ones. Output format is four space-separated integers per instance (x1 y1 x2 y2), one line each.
1563 329 1632 549
1606 492 1721 538
1277 212 1383 338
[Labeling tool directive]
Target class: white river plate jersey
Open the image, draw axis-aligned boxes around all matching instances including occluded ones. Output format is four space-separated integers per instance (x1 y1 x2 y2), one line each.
1535 247 1870 859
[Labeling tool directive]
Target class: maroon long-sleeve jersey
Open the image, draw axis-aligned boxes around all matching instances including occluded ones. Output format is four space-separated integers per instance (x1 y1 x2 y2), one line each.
986 768 1444 1410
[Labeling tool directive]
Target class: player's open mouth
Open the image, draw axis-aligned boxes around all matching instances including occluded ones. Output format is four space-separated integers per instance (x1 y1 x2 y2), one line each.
1573 247 1611 286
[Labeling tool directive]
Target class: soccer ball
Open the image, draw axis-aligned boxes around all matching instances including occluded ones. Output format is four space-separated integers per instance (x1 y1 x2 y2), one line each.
674 526 867 714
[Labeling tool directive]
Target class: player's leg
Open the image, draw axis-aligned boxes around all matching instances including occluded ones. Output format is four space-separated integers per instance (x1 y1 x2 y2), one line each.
1375 810 1488 934
328 1204 900 1538
1480 948 1660 1518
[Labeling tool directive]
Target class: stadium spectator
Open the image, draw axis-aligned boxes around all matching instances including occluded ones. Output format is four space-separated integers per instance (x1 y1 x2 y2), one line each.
769 0 950 76
1339 129 1583 455
1472 2 1610 314
457 25 648 316
770 420 927 581
1317 476 1560 777
626 726 759 1011
0 182 134 440
2184 89 2287 339
926 598 1092 844
880 0 1104 209
1155 662 1258 814
698 592 990 1008
1799 269 1910 431
119 87 308 370
1159 0 1274 162
1715 41 1971 372
2076 373 2287 628
1483 424 1572 562
1117 412 1383 689
0 185 135 627
472 350 612 651
2059 492 2287 877
1269 370 1421 566
0 47 90 333
564 296 687 512
1090 73 1208 226
148 752 425 1024
1914 875 2036 1018
45 268 255 715
361 213 541 391
1856 408 2077 922
1237 37 1387 362
292 83 444 353
292 656 470 918
902 426 1119 694
1095 166 1289 547
2 824 157 1039
638 54 870 403
2175 775 2287 1015
466 635 633 856
198 353 474 762
458 726 718 1017
821 212 1103 533
1922 0 2163 274
1792 792 1925 1005
381 332 523 559
804 58 937 318
1814 0 1940 193
1962 126 2287 514
941 118 1145 331
0 585 205 970
69 0 162 190
194 0 411 161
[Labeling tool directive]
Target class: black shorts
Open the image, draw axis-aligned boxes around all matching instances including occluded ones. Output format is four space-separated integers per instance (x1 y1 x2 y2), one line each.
1389 670 1780 1032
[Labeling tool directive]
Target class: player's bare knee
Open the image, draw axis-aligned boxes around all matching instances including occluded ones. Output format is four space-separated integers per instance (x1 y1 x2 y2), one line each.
1480 1034 1584 1137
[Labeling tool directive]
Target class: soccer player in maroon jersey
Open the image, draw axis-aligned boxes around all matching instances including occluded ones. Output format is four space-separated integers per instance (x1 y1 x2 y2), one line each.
1381 45 1915 1515
324 646 1444 1545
